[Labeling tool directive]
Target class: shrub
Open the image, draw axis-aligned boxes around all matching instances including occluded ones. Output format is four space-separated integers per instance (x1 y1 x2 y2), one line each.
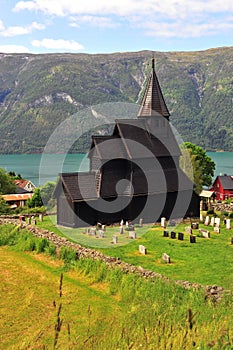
45 242 57 257
222 211 229 217
17 232 37 251
59 246 77 263
229 212 233 219
207 209 215 214
36 238 49 253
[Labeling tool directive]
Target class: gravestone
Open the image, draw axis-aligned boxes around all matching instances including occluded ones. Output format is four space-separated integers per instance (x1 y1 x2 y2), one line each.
27 217 31 225
161 217 166 228
170 231 176 239
113 235 118 244
31 217 36 225
226 219 231 229
98 230 104 238
139 218 143 227
178 232 184 241
191 222 199 229
210 217 215 227
85 228 90 234
129 231 136 239
39 213 43 222
102 225 106 231
97 222 102 229
119 226 124 234
190 235 196 243
162 253 170 263
90 227 96 236
200 213 203 222
214 227 220 233
185 227 192 234
139 245 147 255
126 221 129 227
163 230 169 237
214 217 220 227
120 219 124 226
204 216 210 226
199 229 210 238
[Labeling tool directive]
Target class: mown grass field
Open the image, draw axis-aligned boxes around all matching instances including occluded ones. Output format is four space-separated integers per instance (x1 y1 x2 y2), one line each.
0 220 232 349
37 215 233 289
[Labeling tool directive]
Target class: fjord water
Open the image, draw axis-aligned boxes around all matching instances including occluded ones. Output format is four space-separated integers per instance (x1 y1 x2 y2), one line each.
0 152 232 187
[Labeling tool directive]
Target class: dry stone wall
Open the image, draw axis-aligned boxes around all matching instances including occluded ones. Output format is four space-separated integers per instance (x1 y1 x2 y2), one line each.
0 216 228 301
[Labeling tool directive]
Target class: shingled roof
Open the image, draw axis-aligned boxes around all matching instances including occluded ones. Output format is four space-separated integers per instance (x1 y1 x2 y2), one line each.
218 175 233 190
55 172 98 201
137 58 170 119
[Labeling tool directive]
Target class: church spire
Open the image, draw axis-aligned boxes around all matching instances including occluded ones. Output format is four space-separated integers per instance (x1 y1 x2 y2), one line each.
137 58 170 119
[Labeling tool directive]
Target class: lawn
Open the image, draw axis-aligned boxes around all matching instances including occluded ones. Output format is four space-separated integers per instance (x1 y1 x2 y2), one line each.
37 215 233 289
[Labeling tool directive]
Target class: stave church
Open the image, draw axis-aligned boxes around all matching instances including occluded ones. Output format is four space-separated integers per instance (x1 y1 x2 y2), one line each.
54 58 200 227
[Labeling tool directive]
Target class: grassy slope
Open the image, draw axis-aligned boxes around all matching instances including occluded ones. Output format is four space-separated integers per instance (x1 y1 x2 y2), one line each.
0 247 119 349
37 216 233 289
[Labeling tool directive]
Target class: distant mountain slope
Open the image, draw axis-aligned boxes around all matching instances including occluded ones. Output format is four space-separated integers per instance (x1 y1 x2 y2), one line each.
0 47 232 153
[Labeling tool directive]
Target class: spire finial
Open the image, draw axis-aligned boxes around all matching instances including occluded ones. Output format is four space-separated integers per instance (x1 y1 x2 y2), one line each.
152 57 155 70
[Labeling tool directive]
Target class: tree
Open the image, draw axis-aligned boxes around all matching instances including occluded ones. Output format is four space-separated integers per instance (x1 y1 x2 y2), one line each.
40 181 56 206
0 196 10 214
0 168 17 194
27 188 43 208
180 142 215 194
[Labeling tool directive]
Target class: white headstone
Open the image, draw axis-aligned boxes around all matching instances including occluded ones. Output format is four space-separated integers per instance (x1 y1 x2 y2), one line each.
98 230 104 238
126 221 129 227
185 226 192 234
129 231 136 239
139 245 147 255
226 219 231 229
113 235 118 244
214 227 220 233
161 217 166 228
162 253 170 263
119 226 124 234
204 216 210 225
214 217 220 227
139 218 143 227
200 213 203 222
120 219 124 226
210 217 215 227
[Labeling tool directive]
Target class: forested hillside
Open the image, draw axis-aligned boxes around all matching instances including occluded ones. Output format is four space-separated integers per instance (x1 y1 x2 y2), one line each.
0 47 232 153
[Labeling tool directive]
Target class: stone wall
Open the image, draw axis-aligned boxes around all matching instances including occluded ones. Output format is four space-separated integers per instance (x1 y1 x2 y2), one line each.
0 217 228 301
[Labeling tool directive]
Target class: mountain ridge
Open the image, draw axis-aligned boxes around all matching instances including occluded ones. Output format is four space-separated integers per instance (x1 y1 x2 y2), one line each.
0 47 232 153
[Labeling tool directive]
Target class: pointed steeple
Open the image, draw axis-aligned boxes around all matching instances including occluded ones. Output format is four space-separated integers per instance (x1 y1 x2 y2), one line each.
137 58 170 119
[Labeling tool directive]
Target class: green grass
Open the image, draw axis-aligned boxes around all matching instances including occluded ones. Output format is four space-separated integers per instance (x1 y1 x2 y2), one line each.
37 215 233 289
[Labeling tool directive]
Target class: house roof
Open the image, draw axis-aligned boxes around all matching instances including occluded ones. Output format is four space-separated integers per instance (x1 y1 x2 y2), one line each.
55 172 98 201
200 190 214 198
2 193 33 202
217 175 233 190
137 58 170 119
13 179 36 190
88 135 128 159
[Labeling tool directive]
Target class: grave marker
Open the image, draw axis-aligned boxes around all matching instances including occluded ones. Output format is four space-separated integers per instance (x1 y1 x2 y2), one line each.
161 217 166 228
170 231 176 239
139 245 147 255
98 230 104 238
178 232 184 241
185 227 192 234
119 226 124 234
210 217 215 227
204 216 210 226
113 235 118 244
214 217 220 227
214 227 220 233
226 219 231 230
129 231 136 239
199 229 210 238
162 253 170 263
190 235 196 243
163 230 169 237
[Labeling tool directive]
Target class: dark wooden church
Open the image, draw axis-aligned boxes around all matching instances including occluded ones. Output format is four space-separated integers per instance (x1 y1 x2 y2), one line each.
54 59 199 227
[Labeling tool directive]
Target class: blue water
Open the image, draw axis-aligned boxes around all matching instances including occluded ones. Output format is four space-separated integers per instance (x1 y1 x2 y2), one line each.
0 152 232 187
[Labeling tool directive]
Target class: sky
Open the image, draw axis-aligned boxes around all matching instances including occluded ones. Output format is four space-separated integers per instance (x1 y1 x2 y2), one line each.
0 0 233 54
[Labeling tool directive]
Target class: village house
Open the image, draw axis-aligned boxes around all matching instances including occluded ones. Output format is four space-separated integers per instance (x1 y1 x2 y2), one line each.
13 179 36 193
211 174 233 200
2 193 33 209
54 59 200 227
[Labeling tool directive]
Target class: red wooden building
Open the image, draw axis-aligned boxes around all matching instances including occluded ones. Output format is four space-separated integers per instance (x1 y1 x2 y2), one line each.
211 175 233 200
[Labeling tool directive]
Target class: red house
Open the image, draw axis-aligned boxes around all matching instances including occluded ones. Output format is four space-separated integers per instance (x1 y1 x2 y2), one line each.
211 175 233 200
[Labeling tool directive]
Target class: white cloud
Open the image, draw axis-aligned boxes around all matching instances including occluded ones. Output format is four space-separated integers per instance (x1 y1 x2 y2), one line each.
31 38 84 51
0 45 30 53
70 15 118 28
13 0 233 39
0 21 45 37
